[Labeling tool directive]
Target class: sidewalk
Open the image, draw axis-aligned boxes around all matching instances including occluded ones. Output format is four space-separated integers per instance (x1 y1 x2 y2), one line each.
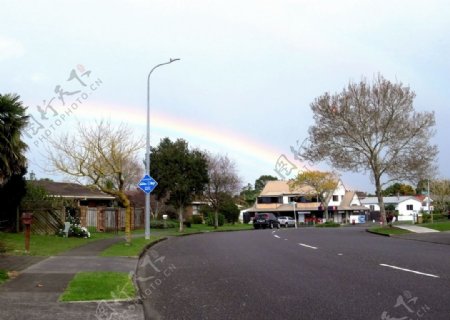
394 224 440 233
0 236 144 320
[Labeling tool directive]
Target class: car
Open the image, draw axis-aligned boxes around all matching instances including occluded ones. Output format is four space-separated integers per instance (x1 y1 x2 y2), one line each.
278 216 296 228
253 213 280 229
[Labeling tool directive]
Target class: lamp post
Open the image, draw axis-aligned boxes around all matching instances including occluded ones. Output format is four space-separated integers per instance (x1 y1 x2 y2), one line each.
145 58 180 240
291 201 298 229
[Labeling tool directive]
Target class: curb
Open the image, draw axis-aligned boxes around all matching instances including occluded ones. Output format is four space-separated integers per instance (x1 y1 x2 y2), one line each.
365 229 392 237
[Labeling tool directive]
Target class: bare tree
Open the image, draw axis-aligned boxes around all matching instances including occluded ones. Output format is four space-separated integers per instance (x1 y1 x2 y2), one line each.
301 75 438 225
431 179 450 214
289 170 339 221
206 153 241 229
47 120 144 243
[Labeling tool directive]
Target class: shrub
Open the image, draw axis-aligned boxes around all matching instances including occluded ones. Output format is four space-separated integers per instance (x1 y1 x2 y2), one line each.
315 221 340 228
191 215 203 224
422 213 431 223
183 220 192 228
205 212 224 227
150 220 177 229
58 215 90 238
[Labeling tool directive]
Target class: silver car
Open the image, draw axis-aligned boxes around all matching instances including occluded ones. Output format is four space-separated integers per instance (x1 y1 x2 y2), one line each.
278 216 296 228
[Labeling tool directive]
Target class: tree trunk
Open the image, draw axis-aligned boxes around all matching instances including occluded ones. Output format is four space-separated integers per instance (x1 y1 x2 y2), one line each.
375 176 387 226
117 192 132 244
178 207 184 233
214 210 219 229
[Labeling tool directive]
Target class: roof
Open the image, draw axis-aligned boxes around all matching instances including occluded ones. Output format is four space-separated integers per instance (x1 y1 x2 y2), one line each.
31 180 115 200
360 196 421 205
259 181 316 197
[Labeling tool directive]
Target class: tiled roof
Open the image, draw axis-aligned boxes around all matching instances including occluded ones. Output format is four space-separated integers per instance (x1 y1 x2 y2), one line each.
260 180 316 196
31 180 115 200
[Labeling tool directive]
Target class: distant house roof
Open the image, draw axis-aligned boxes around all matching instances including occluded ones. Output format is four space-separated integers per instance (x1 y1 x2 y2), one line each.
259 181 316 197
31 180 115 200
360 196 420 205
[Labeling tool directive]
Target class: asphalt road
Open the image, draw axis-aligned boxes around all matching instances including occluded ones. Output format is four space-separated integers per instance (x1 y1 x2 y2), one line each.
136 227 450 320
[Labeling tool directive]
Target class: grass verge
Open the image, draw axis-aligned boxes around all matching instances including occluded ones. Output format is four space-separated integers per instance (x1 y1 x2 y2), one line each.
101 236 163 257
60 271 135 302
368 226 412 236
0 231 115 256
420 221 450 231
102 224 253 257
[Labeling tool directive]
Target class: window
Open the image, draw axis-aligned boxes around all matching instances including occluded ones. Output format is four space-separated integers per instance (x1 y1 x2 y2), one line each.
257 197 280 204
332 195 338 202
406 204 413 211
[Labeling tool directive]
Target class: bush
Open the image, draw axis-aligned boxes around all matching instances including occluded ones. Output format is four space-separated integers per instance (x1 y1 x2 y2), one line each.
315 221 340 228
57 215 90 238
183 220 192 228
422 213 431 223
150 220 177 229
191 215 203 224
205 212 224 227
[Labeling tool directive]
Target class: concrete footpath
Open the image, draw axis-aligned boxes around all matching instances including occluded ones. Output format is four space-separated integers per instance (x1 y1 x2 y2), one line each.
0 237 144 320
393 224 450 246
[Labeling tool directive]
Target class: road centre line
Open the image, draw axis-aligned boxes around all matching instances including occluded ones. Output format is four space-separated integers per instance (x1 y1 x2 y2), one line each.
299 243 318 250
273 235 281 239
379 264 439 278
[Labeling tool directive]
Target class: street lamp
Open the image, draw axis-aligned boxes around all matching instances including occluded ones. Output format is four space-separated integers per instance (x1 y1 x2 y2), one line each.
145 58 180 240
291 201 298 229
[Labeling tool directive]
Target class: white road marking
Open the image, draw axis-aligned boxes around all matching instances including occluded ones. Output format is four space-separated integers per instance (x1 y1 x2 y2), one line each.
274 235 281 239
299 243 318 250
284 239 288 241
379 264 439 278
338 253 343 256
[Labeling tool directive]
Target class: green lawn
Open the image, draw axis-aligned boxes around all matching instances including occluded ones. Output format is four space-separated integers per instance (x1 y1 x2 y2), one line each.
60 271 135 302
421 221 450 231
368 226 412 235
0 231 114 256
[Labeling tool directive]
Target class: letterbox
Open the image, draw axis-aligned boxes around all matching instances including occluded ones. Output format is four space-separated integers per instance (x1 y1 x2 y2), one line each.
21 212 33 225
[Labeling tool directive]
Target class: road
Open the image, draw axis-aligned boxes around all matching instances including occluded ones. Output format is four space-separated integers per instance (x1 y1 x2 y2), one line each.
136 227 450 320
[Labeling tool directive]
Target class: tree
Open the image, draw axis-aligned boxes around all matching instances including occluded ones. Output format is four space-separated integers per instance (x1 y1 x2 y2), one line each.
47 120 144 244
255 175 278 191
289 170 339 220
219 194 240 224
300 75 438 225
206 153 241 229
382 183 415 196
150 138 209 232
239 183 258 207
430 179 450 214
0 93 29 186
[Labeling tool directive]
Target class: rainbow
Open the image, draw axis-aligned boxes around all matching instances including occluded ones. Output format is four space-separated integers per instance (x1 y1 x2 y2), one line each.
73 100 286 168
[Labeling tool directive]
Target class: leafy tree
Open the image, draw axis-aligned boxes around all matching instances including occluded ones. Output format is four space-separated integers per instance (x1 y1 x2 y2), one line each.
0 168 27 231
430 179 450 213
206 153 241 229
240 183 258 207
255 175 278 191
382 183 415 196
150 138 209 232
219 194 240 224
415 179 429 195
47 120 143 244
300 75 437 224
0 93 29 186
289 170 339 220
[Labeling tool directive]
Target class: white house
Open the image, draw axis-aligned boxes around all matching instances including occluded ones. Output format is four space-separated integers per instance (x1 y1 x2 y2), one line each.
360 196 428 222
241 180 368 224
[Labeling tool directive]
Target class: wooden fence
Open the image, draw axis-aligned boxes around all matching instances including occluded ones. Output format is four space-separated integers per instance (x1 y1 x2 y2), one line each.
80 206 144 231
25 208 65 235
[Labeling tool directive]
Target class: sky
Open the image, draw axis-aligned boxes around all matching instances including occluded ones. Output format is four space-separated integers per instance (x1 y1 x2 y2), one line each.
2 0 450 193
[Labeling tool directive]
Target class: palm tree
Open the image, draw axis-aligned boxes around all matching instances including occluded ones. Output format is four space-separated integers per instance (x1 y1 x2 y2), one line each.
0 93 29 186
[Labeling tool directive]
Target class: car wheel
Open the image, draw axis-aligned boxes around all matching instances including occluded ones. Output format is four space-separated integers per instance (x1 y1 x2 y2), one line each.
276 223 280 229
285 223 289 228
269 222 273 229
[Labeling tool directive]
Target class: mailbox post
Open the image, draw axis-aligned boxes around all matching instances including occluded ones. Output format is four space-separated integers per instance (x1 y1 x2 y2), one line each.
21 213 33 253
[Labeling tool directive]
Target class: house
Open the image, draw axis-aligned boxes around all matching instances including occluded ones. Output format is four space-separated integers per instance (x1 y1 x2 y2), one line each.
360 196 432 222
241 180 368 224
32 180 115 207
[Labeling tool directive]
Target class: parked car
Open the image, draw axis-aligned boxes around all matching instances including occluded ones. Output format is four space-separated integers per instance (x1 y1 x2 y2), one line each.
253 213 280 229
278 216 296 227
